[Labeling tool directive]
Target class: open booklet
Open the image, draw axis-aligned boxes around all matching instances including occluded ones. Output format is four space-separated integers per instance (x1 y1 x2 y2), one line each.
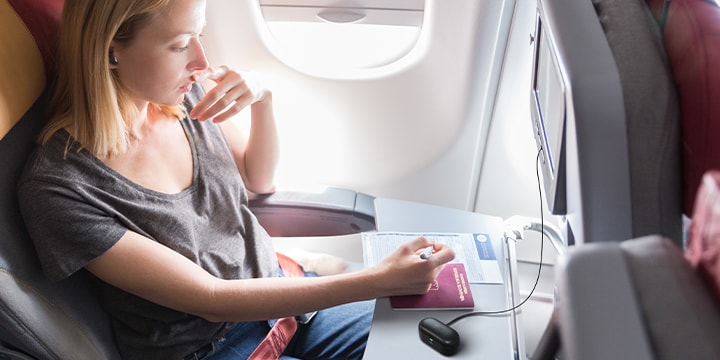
361 232 504 284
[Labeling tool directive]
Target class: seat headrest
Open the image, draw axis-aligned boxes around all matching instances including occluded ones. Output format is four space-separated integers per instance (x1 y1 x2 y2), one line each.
0 0 63 140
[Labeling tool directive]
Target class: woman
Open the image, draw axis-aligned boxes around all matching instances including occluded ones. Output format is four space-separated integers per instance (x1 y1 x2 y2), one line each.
17 0 455 359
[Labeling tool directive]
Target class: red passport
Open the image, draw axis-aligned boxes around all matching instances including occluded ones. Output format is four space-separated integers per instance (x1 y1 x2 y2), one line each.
390 263 475 310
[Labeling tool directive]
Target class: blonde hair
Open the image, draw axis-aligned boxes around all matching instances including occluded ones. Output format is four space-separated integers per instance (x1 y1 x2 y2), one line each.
42 0 185 157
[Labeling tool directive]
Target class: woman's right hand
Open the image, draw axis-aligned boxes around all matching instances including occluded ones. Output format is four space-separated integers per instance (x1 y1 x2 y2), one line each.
370 236 456 297
190 66 270 123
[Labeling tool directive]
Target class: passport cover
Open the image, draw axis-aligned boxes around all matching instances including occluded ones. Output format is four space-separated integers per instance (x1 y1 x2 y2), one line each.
390 263 475 310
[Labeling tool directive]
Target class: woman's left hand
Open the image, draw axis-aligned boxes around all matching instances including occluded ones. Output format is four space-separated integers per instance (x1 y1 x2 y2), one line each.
189 66 270 123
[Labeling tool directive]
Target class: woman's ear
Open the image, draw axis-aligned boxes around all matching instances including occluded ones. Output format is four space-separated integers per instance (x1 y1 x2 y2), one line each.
109 43 119 68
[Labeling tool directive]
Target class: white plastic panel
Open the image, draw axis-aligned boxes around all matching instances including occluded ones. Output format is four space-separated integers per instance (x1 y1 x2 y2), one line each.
474 0 556 221
260 0 424 11
203 0 517 211
260 2 423 25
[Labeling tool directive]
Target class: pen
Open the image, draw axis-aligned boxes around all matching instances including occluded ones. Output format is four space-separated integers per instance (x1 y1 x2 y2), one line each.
419 245 434 260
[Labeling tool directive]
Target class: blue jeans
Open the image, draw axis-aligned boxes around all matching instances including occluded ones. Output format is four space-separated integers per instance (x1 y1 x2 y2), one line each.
198 299 375 360
187 266 375 360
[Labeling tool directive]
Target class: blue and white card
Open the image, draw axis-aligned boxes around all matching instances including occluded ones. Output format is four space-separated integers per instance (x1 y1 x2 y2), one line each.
362 232 503 284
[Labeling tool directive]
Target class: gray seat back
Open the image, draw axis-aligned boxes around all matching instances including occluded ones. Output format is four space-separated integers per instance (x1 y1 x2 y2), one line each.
557 236 720 360
533 0 682 246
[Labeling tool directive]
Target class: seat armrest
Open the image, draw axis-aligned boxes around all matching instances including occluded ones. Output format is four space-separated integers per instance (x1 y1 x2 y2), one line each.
248 187 376 237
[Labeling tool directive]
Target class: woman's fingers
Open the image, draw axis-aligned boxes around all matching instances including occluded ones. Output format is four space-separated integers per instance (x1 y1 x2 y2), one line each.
190 67 265 122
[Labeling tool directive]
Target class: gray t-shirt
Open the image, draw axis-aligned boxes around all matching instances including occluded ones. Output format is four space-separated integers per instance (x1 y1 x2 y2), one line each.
17 85 278 360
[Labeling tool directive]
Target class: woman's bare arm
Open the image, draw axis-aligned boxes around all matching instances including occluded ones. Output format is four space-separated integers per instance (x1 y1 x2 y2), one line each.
190 67 278 194
85 230 454 322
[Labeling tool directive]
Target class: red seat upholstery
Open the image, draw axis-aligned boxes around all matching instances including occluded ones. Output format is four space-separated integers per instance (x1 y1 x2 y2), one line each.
646 0 720 215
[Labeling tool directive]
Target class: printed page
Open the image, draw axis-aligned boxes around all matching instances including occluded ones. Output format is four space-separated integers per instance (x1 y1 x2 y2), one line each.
362 232 503 284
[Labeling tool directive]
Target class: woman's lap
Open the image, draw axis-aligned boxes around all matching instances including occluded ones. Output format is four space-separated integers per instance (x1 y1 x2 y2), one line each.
283 299 375 359
207 300 375 360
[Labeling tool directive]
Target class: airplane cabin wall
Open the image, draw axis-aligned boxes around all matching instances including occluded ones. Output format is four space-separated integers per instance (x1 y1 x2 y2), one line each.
203 0 541 219
474 0 550 222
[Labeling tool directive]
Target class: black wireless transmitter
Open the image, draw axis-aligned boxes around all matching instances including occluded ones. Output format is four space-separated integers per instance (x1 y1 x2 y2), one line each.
418 317 460 356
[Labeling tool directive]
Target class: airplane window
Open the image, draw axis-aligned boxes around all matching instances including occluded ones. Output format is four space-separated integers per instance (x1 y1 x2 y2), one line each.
259 0 424 76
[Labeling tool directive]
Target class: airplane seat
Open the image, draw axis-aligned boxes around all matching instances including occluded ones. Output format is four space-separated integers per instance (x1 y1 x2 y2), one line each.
555 235 720 360
0 1 123 359
0 0 375 359
602 0 683 244
532 0 720 358
531 0 683 246
644 0 720 216
553 172 720 360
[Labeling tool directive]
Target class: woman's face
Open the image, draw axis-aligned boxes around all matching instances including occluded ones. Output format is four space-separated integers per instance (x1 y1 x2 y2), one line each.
111 0 208 108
